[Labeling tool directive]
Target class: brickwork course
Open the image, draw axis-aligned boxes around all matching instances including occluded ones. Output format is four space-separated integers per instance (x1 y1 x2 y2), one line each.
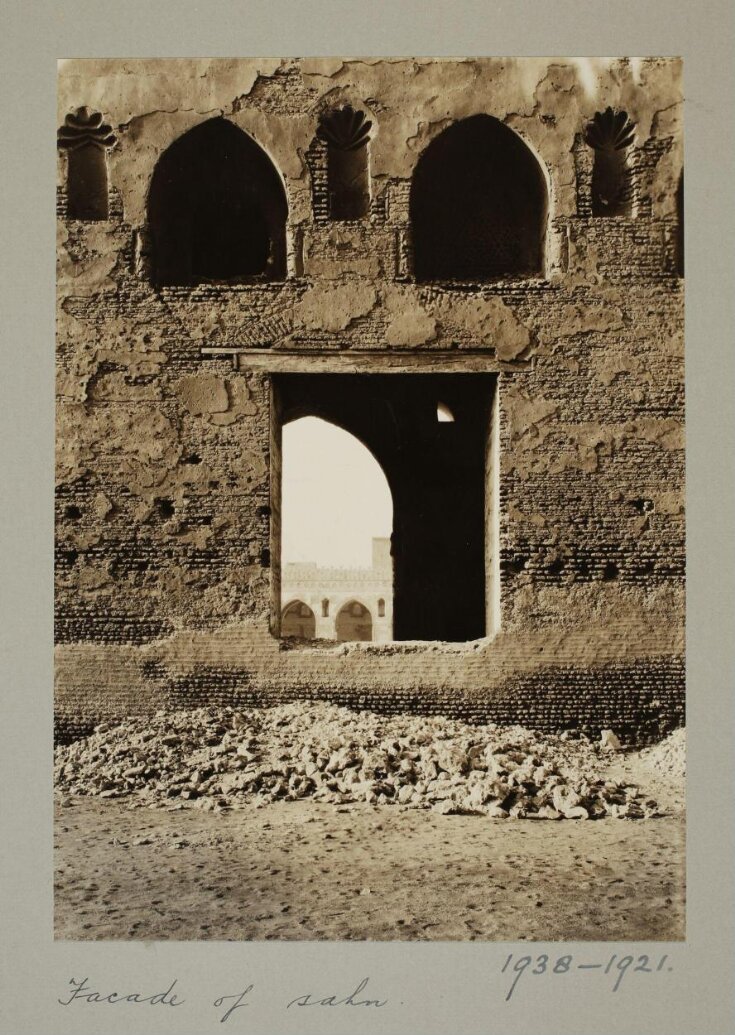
55 58 685 745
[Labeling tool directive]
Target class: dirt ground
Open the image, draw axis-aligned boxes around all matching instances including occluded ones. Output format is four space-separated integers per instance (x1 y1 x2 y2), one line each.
54 752 684 942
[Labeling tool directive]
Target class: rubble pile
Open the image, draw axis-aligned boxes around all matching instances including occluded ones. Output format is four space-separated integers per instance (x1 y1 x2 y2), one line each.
54 702 663 819
639 727 686 781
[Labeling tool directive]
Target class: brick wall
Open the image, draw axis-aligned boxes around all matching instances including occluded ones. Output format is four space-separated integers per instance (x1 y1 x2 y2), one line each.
55 57 684 744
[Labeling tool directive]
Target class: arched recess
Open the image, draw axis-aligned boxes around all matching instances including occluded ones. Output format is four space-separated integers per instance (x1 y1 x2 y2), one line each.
409 114 548 281
57 107 116 220
335 600 373 642
281 600 316 639
317 105 373 220
147 118 288 286
584 107 636 217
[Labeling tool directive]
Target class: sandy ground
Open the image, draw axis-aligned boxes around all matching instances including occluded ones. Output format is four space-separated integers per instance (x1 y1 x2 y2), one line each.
54 753 684 942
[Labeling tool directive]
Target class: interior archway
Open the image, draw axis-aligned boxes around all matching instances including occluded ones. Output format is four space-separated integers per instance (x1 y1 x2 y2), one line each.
410 114 547 281
335 600 373 642
281 600 316 639
147 118 288 286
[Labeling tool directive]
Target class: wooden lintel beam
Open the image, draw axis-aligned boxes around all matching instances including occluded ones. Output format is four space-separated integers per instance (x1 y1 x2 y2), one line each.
200 347 530 375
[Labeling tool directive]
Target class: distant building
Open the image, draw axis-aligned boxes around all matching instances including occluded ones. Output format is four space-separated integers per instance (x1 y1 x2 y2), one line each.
282 538 392 641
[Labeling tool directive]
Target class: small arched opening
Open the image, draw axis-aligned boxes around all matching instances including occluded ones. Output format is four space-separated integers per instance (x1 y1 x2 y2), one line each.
281 600 316 639
409 114 548 281
147 117 288 286
335 600 373 642
436 401 455 423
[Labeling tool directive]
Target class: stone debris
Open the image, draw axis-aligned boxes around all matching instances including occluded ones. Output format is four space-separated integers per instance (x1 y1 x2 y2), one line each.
600 729 622 751
638 727 686 781
54 702 668 820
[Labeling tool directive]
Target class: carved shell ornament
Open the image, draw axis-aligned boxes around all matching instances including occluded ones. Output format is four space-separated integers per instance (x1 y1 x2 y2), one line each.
57 107 117 150
584 107 636 152
317 105 373 151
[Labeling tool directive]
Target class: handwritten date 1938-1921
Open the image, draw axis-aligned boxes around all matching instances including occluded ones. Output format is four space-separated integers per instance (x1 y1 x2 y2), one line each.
502 952 673 1001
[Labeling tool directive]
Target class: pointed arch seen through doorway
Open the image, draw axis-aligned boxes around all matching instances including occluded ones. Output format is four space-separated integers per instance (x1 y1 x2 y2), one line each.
279 415 393 643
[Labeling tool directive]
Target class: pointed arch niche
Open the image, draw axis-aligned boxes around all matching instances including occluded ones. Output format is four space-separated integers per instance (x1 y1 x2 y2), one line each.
147 118 288 286
409 114 548 281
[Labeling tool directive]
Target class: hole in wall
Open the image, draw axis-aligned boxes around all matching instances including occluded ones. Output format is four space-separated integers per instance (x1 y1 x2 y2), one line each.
317 105 373 220
584 108 636 218
156 498 175 520
57 107 116 221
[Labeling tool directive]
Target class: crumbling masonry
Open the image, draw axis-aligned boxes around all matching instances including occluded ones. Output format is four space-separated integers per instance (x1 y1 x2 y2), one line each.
55 58 685 744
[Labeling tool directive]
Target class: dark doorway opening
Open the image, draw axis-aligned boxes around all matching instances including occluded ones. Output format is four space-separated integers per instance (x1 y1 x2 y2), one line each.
410 114 547 281
274 373 496 642
147 118 288 286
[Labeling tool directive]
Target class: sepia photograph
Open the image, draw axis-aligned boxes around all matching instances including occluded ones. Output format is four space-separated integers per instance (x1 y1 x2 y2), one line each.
53 55 686 944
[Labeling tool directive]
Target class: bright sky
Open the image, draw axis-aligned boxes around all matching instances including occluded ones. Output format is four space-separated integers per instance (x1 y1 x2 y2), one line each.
281 417 393 569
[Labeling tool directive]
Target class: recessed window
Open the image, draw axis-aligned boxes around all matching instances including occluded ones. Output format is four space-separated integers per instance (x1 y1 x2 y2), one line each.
273 373 498 643
410 114 547 281
147 118 288 286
